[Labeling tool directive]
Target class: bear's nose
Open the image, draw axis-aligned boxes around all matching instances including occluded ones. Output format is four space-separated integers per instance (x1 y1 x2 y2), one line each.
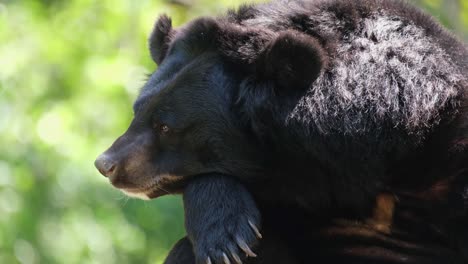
94 154 117 178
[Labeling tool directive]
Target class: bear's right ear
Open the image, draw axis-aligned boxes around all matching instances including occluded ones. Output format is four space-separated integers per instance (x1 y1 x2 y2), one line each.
255 31 327 92
149 14 174 65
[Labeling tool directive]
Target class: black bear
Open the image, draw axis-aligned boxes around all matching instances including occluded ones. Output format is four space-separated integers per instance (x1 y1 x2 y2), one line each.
95 0 468 263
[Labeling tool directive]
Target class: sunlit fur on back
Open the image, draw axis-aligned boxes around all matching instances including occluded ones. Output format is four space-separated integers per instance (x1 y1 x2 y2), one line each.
292 14 462 134
225 0 467 136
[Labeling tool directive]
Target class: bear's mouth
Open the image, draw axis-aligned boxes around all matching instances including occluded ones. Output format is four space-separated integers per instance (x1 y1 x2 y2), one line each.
117 172 214 200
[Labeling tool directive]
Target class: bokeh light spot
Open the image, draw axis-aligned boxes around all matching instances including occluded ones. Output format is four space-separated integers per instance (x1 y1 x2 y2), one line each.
14 239 38 264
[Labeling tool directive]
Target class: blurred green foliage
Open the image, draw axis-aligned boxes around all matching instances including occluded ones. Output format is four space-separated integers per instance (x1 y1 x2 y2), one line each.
0 0 466 263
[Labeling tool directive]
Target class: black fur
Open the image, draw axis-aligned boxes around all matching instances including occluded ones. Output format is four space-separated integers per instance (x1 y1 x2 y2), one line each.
164 237 195 264
96 0 468 263
164 234 300 264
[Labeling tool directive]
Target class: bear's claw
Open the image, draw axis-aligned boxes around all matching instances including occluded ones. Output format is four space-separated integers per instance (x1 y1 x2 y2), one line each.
248 220 262 239
230 251 242 264
222 253 231 264
236 237 257 257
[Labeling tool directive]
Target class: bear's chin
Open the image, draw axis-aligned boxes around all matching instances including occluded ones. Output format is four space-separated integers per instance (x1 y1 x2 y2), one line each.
118 173 196 200
121 190 151 200
121 186 171 200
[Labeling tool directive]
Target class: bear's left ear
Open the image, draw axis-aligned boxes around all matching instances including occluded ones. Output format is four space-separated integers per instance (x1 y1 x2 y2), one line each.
255 31 327 91
149 14 175 65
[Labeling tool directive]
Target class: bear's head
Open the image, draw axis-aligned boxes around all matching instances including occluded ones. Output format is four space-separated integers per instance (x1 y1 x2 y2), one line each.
94 15 327 199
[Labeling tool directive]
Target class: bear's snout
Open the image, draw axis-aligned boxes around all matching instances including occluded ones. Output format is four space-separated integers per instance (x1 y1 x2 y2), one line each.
94 154 117 179
94 128 161 190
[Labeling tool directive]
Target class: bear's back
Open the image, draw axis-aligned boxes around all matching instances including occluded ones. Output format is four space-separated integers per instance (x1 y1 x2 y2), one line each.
227 0 467 136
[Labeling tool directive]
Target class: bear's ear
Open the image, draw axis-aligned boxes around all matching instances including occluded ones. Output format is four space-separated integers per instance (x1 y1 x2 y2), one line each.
178 17 222 54
149 14 174 65
255 31 327 91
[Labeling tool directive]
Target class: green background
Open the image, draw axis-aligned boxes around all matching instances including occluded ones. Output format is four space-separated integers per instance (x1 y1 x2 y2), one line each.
0 0 466 263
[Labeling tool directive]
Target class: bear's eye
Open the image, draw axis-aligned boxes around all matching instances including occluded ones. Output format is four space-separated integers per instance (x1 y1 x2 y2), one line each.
157 123 170 134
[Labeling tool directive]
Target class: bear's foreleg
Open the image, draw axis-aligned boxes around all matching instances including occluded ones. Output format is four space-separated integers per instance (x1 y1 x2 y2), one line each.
183 174 262 264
